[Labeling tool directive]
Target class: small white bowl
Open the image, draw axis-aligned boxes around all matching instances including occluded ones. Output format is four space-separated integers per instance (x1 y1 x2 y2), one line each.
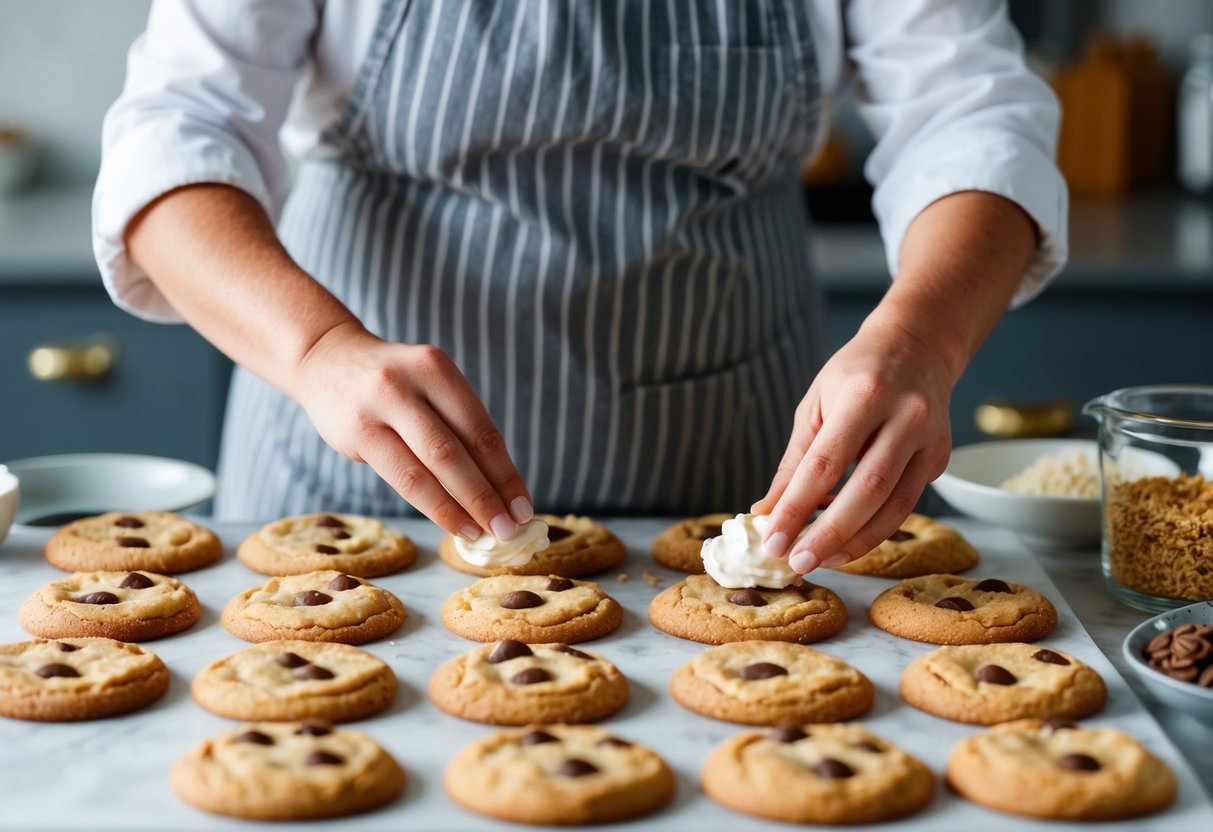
930 439 1101 549
5 453 215 527
1123 600 1213 724
0 464 18 546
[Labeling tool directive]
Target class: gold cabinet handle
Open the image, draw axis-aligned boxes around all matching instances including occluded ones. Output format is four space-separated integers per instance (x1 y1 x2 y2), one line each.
975 397 1074 438
28 336 118 382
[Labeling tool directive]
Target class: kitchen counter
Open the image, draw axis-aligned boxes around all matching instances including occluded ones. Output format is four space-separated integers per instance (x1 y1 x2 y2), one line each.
0 517 1210 831
4 185 1213 291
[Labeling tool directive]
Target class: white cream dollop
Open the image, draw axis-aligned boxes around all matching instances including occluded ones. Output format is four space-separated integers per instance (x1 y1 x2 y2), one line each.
454 519 551 569
701 513 804 589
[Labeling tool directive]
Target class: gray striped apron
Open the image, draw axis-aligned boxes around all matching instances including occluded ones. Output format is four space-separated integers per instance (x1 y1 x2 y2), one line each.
215 0 824 521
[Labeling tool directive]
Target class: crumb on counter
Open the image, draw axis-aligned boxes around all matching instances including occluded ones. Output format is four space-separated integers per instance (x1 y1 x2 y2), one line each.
616 573 629 583
1000 449 1098 498
641 570 663 587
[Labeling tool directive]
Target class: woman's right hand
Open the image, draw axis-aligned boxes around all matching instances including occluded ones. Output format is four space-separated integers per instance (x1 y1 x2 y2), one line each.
290 320 534 540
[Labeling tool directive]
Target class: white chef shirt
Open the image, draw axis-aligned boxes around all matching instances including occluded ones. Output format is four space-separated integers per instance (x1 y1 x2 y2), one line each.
94 0 1068 323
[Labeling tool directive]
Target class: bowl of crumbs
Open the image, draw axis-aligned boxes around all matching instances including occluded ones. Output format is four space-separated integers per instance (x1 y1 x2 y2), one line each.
1123 601 1213 724
930 439 1101 549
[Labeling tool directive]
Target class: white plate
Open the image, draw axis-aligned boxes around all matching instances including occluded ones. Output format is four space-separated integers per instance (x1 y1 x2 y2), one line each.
3 453 215 527
0 465 17 546
931 439 1102 549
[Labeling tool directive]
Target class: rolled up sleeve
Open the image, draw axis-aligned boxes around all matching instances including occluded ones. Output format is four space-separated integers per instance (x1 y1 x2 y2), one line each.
845 0 1068 307
93 0 317 322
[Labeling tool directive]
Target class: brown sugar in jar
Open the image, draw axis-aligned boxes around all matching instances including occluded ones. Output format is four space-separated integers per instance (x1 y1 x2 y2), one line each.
1105 474 1213 602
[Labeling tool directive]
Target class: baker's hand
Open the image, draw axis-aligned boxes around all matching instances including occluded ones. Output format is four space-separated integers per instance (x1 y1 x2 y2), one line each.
291 321 533 540
750 314 954 573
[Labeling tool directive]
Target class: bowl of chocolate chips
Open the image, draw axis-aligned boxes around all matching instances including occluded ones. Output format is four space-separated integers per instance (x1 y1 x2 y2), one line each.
1123 601 1213 723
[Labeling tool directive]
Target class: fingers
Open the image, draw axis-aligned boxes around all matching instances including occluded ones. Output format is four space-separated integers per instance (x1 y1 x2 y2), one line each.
761 399 881 559
750 400 820 516
358 426 480 539
786 425 915 573
390 400 519 540
423 368 533 526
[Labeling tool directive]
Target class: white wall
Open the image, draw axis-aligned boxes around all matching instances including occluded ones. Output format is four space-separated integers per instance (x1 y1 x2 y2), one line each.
0 0 151 185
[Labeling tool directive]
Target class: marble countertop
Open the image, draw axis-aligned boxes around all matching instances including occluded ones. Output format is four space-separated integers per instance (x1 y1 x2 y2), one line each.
0 517 1210 831
3 186 1213 291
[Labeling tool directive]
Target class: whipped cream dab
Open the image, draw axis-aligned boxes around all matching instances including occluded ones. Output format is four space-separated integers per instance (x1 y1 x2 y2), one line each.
454 519 551 569
701 513 807 589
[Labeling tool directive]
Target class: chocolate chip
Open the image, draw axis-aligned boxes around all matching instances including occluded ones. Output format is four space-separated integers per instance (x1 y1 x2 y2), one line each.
488 640 533 663
331 529 351 540
35 663 79 678
741 662 788 680
1044 717 1077 732
974 578 1013 594
511 668 552 685
597 737 632 748
556 759 598 777
888 529 916 542
276 652 310 668
306 751 344 766
852 740 883 753
552 644 593 660
295 720 333 736
771 723 808 743
327 574 361 591
935 596 974 611
692 524 722 541
314 515 346 528
813 758 855 779
729 589 767 607
114 516 144 528
1059 754 1101 771
976 665 1017 685
315 544 339 555
520 730 559 745
56 642 78 652
119 572 154 590
546 526 573 543
293 590 332 607
74 592 120 605
116 537 150 548
545 576 575 592
295 665 335 681
233 731 274 745
1033 649 1071 666
500 590 544 609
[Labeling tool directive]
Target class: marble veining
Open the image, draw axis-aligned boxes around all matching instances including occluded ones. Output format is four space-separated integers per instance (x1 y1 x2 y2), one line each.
0 518 1209 831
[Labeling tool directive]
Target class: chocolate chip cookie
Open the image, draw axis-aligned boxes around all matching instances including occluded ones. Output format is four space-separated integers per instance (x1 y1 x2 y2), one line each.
192 640 397 723
237 513 416 578
651 513 732 573
429 640 629 725
900 643 1107 725
835 513 979 578
45 511 221 574
438 514 626 577
440 575 623 644
647 575 847 645
171 721 405 820
946 719 1176 820
444 725 675 824
670 641 873 725
702 723 934 824
869 574 1057 644
0 637 169 721
221 571 405 645
18 570 200 642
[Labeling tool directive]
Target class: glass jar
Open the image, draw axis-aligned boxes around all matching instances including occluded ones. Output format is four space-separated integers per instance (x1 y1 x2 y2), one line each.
1083 386 1213 613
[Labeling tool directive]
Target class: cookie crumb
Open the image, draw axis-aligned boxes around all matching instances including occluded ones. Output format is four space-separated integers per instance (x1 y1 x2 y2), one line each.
616 573 630 583
641 570 663 587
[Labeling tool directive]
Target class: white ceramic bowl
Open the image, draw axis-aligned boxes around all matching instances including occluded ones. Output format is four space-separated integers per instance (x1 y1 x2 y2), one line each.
0 464 18 546
1122 600 1213 724
4 453 215 527
930 439 1102 549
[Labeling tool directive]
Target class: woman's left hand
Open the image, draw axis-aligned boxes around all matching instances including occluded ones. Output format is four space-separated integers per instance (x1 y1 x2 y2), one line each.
750 310 955 574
